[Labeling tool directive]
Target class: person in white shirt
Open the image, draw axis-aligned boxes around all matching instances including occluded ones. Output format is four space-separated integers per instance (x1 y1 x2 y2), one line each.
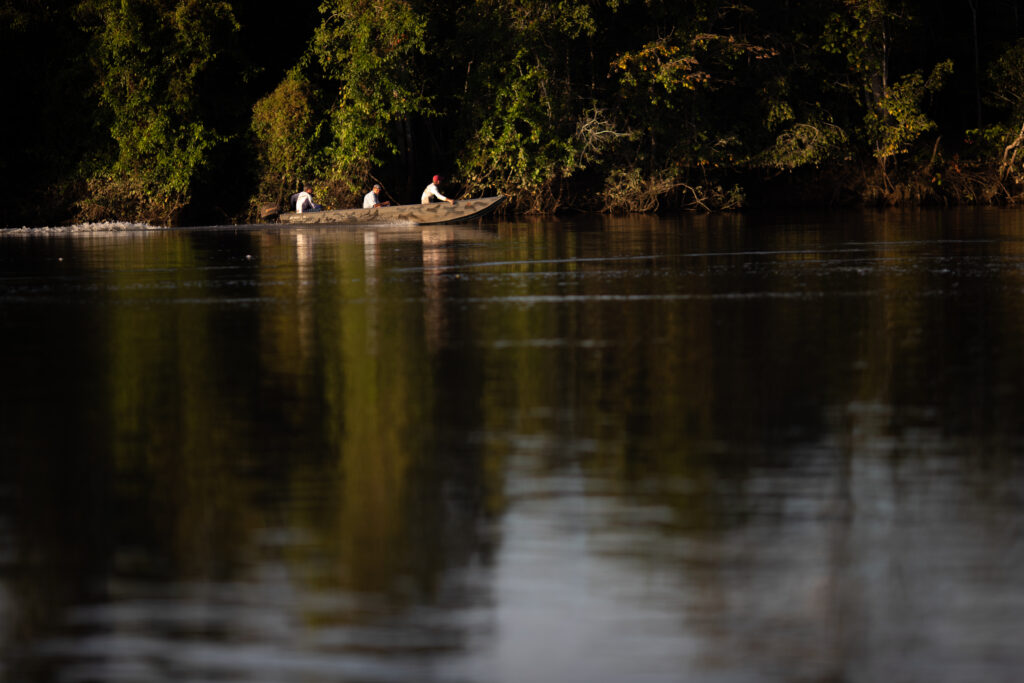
363 183 390 209
295 184 322 213
421 175 455 204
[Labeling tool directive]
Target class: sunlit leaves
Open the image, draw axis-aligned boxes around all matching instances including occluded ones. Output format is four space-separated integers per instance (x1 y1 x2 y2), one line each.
764 121 850 169
459 56 580 213
865 60 951 161
612 31 776 106
310 0 431 204
474 0 597 41
613 39 707 98
821 0 909 94
80 0 238 222
251 71 318 201
603 9 778 205
449 0 622 211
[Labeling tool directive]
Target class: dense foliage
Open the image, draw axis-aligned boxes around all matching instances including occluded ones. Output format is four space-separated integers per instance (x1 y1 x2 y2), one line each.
7 0 1024 225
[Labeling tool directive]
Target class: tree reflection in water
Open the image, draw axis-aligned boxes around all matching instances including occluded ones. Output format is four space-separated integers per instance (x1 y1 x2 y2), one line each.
1 209 1023 682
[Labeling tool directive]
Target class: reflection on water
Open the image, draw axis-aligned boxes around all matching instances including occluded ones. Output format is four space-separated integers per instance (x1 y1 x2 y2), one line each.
1 209 1024 682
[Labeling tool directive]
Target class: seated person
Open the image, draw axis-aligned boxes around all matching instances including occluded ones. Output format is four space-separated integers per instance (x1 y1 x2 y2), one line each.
295 184 322 213
363 183 390 209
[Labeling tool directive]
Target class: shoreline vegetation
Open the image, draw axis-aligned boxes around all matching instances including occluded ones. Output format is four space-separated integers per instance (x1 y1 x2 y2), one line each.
7 1 1024 228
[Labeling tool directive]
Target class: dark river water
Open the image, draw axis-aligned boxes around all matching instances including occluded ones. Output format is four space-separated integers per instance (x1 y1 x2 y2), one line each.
2 209 1024 682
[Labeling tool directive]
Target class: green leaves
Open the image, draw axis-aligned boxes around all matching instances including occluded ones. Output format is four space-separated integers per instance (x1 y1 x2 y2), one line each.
818 1 952 173
764 121 850 170
986 38 1024 118
865 60 952 161
81 0 238 222
24 0 1024 222
458 56 582 212
308 0 431 204
251 71 317 201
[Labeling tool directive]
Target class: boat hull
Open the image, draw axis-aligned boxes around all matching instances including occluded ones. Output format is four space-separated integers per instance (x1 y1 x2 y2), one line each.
278 195 505 226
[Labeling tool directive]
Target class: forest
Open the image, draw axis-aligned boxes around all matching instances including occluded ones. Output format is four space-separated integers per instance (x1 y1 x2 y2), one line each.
5 0 1024 227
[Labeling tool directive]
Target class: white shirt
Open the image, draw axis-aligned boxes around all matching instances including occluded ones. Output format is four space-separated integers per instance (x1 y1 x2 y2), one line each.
295 191 314 213
363 190 382 209
421 183 448 204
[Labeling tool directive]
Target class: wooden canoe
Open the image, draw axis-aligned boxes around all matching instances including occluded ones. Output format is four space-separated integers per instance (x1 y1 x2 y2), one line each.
278 195 505 226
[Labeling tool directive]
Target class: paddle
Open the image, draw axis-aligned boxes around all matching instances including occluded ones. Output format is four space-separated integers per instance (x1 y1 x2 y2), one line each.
369 173 400 206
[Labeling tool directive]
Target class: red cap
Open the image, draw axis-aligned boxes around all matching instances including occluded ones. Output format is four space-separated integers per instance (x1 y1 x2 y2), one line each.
432 175 441 183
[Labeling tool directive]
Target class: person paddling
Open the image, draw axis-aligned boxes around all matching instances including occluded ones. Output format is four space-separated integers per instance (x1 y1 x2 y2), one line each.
421 175 455 205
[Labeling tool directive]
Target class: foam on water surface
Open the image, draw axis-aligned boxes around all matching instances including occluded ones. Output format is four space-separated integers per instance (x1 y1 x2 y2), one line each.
1 221 165 235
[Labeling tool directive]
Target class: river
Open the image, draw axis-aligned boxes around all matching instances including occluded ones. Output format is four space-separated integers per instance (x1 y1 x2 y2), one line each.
1 208 1023 682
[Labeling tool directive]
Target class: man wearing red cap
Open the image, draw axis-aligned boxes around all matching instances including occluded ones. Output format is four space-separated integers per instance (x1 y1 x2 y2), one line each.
421 174 455 205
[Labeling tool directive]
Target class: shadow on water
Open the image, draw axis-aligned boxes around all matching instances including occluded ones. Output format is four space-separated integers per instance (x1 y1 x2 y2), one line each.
1 208 1023 682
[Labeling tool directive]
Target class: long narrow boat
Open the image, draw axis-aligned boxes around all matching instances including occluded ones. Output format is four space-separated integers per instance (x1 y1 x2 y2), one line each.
278 195 505 226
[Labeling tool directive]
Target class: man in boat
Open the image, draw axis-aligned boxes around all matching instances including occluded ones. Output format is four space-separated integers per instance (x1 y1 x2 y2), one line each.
421 175 455 205
363 183 390 209
295 184 323 213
